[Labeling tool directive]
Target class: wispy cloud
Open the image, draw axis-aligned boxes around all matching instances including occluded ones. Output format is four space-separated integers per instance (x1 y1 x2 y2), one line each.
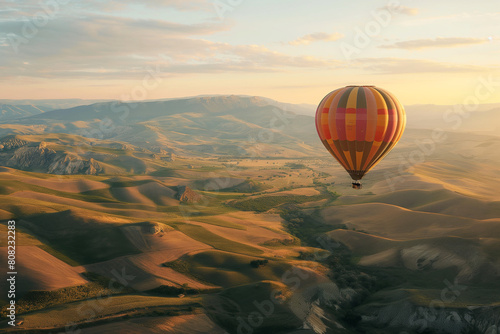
394 5 419 16
400 12 500 26
353 57 489 74
379 5 419 16
0 14 339 79
0 14 227 53
0 0 213 15
289 32 344 46
82 0 213 12
379 37 490 50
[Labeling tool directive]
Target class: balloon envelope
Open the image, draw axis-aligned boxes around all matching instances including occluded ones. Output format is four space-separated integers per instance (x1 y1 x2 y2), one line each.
315 86 406 181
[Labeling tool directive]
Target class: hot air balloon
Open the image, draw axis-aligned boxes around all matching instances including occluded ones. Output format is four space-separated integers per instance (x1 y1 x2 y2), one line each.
315 86 406 189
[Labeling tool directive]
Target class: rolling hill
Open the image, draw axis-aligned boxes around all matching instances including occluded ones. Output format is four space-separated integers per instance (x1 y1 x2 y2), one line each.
0 96 499 333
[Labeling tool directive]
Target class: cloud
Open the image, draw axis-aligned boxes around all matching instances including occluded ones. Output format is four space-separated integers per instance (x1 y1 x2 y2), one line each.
400 12 500 26
353 57 489 74
0 15 228 56
82 0 213 12
379 5 419 16
0 0 213 15
393 5 419 16
0 14 339 79
289 32 344 46
379 37 489 50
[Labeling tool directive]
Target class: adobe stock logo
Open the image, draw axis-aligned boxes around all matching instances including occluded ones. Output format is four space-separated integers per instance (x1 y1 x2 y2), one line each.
384 74 500 191
6 0 71 54
213 0 244 20
340 0 404 60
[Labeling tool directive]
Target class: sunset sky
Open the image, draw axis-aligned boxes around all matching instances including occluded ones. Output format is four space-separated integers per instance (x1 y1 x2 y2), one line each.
1 0 499 105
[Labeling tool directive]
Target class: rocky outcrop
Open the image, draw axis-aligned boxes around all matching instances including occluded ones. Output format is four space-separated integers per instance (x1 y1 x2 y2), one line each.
176 186 202 203
0 135 29 150
360 299 500 333
7 142 56 169
162 153 175 162
4 141 103 175
151 152 175 161
107 143 134 151
47 156 103 175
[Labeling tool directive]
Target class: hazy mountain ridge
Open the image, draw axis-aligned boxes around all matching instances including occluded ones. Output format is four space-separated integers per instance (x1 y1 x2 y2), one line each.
405 103 500 134
1 96 500 176
0 99 113 111
1 96 322 162
0 104 49 121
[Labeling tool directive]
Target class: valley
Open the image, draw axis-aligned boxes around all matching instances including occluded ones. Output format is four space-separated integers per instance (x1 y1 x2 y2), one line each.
0 97 499 333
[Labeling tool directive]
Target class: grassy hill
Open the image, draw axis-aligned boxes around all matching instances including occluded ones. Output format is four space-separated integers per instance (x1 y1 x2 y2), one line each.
0 97 500 333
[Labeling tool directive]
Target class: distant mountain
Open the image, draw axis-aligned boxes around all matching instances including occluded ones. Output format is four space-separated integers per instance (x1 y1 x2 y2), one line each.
3 95 498 176
141 95 318 116
405 103 500 134
257 97 316 116
0 104 49 121
0 99 113 111
0 96 326 174
6 95 320 157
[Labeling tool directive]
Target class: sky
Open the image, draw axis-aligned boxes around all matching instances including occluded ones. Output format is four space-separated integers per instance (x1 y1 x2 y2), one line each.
0 0 499 105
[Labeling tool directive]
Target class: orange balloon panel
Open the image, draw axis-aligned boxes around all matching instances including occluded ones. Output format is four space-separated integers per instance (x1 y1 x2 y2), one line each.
315 86 406 181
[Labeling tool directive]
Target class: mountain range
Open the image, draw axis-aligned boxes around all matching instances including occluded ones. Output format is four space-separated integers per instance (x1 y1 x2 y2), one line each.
1 95 499 176
0 95 500 333
0 96 321 173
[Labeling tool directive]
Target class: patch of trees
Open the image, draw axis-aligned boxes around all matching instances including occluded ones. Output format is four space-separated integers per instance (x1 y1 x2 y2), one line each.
281 206 346 244
231 194 330 212
149 283 203 296
250 259 269 268
285 162 308 169
262 237 300 247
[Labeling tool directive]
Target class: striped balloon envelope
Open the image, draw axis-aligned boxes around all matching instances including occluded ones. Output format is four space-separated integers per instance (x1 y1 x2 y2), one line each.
315 85 406 188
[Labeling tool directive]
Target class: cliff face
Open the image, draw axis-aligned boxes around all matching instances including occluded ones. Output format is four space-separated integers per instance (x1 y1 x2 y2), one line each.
7 142 56 170
284 279 500 334
360 300 500 333
176 186 202 203
0 135 29 150
47 156 103 175
1 139 103 175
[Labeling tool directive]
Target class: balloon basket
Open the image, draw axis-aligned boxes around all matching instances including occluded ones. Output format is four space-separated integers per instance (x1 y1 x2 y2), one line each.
352 182 362 189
